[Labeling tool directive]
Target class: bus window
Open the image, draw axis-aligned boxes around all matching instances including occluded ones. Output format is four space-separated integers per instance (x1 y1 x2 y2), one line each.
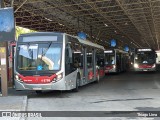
65 43 74 75
105 55 115 65
87 52 93 68
71 42 83 68
17 43 62 71
97 51 104 67
38 43 62 70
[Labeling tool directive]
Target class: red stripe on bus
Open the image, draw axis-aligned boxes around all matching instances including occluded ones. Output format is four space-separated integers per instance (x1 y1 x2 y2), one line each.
105 65 113 70
88 71 94 80
18 74 57 84
99 69 104 76
138 65 153 68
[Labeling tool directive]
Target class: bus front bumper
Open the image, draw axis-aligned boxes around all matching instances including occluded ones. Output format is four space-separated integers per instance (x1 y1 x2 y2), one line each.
134 67 156 72
15 78 66 91
105 68 116 73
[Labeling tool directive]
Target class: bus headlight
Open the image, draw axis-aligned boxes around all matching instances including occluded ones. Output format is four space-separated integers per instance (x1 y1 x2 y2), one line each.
134 64 139 68
15 75 23 82
113 65 116 68
152 64 156 68
53 73 63 81
15 75 19 79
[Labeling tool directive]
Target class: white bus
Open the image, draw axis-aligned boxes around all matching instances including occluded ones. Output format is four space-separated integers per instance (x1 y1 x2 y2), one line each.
130 48 156 71
14 32 105 93
156 50 160 64
104 49 129 73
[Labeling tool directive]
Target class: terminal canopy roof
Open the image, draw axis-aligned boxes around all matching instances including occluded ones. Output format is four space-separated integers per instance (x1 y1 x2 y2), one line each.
4 0 160 49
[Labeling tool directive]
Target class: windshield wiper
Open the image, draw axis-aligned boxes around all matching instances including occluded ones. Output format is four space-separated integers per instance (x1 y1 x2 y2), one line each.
42 42 52 57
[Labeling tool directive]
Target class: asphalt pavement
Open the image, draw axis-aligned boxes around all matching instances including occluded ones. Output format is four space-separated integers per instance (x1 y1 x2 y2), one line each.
1 71 160 120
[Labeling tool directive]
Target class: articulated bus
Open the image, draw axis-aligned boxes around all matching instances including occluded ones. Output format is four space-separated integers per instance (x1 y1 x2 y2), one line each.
104 49 129 73
14 32 105 93
130 48 157 71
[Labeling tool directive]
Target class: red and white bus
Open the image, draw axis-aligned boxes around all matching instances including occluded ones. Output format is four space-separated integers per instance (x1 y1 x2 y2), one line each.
130 48 157 72
104 49 129 73
14 32 105 93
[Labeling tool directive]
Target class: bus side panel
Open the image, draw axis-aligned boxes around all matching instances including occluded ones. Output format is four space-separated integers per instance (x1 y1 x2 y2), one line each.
99 67 105 78
79 68 85 86
65 70 78 90
87 67 94 82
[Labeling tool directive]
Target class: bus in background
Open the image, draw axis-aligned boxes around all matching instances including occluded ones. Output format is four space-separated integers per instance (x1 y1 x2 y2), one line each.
130 48 157 72
14 32 105 93
8 41 16 87
156 50 160 64
156 50 160 70
96 50 105 78
104 49 129 74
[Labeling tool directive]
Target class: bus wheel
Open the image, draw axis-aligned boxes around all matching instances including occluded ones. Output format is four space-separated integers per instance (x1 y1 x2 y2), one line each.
73 74 80 92
36 90 42 94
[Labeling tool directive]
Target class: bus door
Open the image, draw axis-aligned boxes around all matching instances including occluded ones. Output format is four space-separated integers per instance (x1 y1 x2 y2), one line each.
116 52 120 72
96 50 104 77
87 48 94 81
121 53 124 71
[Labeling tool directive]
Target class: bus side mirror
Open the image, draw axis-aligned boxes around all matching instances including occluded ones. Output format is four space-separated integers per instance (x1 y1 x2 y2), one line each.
156 54 158 58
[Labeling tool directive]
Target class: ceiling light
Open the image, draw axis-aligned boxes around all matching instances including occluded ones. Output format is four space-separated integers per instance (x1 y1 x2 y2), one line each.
125 22 128 25
104 24 108 27
58 23 65 26
44 17 52 21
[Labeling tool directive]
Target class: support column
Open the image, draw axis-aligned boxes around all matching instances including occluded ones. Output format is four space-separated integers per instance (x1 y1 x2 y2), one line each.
0 0 8 96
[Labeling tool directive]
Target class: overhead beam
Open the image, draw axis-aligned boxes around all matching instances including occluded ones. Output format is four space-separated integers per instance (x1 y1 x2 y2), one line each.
14 0 28 13
84 0 141 48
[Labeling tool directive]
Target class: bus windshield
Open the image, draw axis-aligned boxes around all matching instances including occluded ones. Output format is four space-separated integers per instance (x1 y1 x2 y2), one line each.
17 42 62 71
105 54 115 65
135 52 155 64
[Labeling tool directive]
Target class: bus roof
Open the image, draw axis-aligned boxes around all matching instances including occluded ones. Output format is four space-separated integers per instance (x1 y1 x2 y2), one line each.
18 32 105 50
77 38 104 50
66 33 105 50
105 49 128 54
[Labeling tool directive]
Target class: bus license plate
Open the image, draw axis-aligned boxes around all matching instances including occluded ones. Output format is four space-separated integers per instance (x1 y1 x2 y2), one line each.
143 69 148 71
33 88 42 90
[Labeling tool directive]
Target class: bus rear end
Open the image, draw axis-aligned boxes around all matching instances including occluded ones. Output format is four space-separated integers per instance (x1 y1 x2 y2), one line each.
14 32 65 91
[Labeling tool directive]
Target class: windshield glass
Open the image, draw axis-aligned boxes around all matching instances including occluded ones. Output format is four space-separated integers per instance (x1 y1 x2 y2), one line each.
17 42 62 71
135 52 155 64
105 54 115 65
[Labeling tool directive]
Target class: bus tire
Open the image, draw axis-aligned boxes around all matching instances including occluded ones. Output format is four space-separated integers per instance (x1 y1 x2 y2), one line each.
36 90 42 94
73 74 80 92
